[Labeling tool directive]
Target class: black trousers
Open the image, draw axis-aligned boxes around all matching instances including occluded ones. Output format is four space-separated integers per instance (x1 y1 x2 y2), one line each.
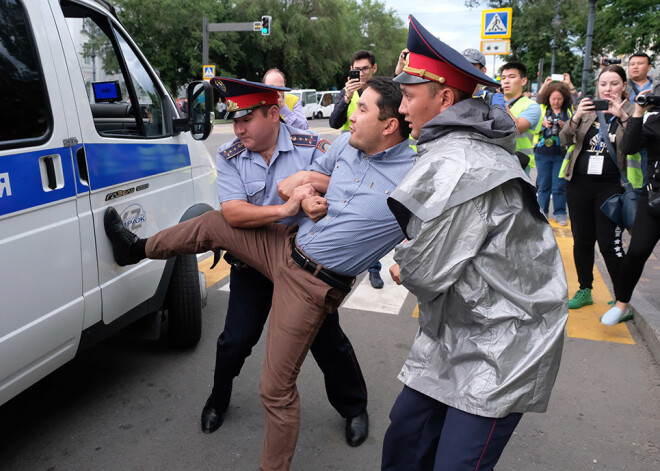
565 175 624 295
210 264 368 418
616 192 660 302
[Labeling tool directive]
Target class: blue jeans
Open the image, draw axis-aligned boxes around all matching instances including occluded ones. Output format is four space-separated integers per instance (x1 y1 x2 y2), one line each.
535 151 566 218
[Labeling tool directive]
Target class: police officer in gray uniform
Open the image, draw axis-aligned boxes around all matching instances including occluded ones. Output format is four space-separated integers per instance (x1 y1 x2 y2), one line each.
202 78 369 447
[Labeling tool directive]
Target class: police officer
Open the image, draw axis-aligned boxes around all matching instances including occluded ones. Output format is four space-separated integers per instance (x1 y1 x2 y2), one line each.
202 77 369 447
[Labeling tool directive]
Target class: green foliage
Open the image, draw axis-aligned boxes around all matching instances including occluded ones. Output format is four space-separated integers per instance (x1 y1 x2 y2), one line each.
466 0 660 93
111 0 406 94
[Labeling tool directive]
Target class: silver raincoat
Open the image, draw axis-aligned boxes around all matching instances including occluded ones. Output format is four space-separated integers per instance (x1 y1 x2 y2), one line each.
388 98 568 418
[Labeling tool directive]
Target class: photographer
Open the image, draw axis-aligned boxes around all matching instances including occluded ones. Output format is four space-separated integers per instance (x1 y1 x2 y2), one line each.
625 53 660 103
601 91 660 325
559 65 642 310
534 81 573 225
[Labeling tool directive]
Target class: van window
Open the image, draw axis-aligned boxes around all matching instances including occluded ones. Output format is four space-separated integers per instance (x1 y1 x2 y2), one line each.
320 93 337 107
0 0 51 148
61 1 165 138
302 91 316 107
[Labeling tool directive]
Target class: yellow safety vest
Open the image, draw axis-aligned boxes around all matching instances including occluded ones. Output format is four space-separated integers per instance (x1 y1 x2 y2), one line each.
341 90 360 131
509 96 539 168
556 113 644 188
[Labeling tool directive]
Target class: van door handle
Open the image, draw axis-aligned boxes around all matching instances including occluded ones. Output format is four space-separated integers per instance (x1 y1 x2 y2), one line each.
43 156 57 190
76 146 89 186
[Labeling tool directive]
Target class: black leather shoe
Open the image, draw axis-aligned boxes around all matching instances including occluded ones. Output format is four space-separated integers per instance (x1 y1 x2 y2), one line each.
345 410 368 447
104 207 141 266
201 396 224 434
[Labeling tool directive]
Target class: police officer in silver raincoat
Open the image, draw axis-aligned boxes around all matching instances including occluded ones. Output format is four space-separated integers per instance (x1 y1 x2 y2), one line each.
381 16 568 471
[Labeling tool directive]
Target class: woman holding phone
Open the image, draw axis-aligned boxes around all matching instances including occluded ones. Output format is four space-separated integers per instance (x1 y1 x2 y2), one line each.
601 92 660 325
558 65 636 310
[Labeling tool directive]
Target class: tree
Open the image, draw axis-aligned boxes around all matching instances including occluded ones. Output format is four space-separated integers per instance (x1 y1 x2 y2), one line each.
111 0 407 93
113 0 236 95
466 0 660 93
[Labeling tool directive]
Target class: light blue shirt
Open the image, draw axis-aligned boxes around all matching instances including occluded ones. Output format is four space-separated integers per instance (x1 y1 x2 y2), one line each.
628 77 654 103
216 123 326 226
296 133 416 276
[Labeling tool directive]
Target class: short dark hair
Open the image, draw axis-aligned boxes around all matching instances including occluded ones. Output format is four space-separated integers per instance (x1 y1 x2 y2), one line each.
351 50 376 67
364 77 408 139
537 82 572 109
599 65 628 99
427 82 471 103
500 62 527 79
630 52 651 65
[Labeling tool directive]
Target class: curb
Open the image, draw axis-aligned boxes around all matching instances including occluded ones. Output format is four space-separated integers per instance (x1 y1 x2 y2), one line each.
631 291 660 365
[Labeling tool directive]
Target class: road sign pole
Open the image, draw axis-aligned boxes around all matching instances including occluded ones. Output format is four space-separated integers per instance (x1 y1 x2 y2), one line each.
203 17 209 65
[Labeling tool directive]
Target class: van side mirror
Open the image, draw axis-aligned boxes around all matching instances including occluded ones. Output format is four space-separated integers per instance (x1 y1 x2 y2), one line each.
179 80 213 140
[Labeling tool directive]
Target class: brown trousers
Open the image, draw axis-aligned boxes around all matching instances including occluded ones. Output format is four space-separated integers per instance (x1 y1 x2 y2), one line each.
146 211 347 471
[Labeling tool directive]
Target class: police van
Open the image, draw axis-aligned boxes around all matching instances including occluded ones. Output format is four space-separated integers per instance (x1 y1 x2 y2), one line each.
0 0 217 407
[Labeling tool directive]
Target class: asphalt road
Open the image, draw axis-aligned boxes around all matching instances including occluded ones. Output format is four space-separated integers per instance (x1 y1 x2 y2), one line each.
0 120 658 470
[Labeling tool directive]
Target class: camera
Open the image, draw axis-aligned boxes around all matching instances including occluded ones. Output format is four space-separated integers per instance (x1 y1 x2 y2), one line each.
635 94 660 106
550 116 560 137
602 58 621 66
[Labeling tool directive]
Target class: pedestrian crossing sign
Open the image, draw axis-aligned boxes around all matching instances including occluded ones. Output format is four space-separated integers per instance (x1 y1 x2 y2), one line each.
203 65 215 82
481 8 512 39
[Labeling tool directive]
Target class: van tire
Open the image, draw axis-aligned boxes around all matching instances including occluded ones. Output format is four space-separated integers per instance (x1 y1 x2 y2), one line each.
165 254 202 348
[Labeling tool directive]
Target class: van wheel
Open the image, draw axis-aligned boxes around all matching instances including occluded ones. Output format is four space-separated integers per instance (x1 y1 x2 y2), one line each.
165 254 202 347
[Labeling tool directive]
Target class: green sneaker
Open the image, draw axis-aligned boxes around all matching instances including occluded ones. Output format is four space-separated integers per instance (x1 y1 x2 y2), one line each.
568 288 593 309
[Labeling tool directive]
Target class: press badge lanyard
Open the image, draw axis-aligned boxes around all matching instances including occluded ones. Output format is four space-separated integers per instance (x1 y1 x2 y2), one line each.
588 113 615 175
594 111 632 187
595 114 615 151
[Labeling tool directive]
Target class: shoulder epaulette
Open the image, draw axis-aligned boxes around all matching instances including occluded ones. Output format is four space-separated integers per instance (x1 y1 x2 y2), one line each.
220 141 246 160
290 133 319 147
316 139 330 154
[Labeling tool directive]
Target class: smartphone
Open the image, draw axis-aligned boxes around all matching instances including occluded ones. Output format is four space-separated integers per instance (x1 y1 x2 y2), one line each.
348 69 361 81
592 99 609 110
551 74 564 81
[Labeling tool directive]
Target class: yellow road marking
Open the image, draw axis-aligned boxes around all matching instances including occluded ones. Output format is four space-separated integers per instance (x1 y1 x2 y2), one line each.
550 219 634 344
410 220 635 345
198 255 231 288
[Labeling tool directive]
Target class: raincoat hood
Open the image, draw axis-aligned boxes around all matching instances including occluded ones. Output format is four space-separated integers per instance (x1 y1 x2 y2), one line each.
417 97 516 152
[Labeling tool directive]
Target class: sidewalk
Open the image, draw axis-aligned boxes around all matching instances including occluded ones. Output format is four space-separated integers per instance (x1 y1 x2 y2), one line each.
621 230 660 364
533 166 660 364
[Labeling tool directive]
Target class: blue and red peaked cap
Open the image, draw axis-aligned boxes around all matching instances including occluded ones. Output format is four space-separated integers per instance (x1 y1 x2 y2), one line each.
394 15 500 94
210 77 290 119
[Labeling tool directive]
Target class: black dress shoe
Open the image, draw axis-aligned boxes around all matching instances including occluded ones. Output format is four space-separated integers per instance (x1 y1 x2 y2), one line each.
104 207 142 266
345 410 368 447
201 396 224 434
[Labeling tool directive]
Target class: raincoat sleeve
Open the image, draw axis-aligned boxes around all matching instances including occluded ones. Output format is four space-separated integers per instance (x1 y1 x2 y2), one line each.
395 198 489 303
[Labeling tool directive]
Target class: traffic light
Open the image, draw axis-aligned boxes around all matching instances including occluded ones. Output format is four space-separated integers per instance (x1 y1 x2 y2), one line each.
261 15 271 36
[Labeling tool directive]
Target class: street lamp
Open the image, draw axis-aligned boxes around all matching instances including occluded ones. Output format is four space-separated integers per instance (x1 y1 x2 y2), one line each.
550 3 561 75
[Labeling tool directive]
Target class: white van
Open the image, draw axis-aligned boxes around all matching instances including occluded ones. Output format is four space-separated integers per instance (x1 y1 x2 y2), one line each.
315 90 341 119
0 0 218 407
288 89 318 119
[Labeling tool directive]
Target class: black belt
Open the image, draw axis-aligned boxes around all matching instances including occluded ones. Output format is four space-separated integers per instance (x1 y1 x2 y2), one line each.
291 244 354 292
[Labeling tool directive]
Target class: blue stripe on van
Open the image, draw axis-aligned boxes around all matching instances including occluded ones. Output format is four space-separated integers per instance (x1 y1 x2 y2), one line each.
0 147 77 217
85 143 191 190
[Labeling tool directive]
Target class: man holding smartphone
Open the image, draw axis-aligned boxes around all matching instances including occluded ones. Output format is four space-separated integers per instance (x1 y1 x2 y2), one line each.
329 50 378 133
329 49 385 289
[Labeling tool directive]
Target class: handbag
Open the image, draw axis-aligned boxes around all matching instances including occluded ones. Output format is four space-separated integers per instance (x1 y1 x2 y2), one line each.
597 111 642 230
